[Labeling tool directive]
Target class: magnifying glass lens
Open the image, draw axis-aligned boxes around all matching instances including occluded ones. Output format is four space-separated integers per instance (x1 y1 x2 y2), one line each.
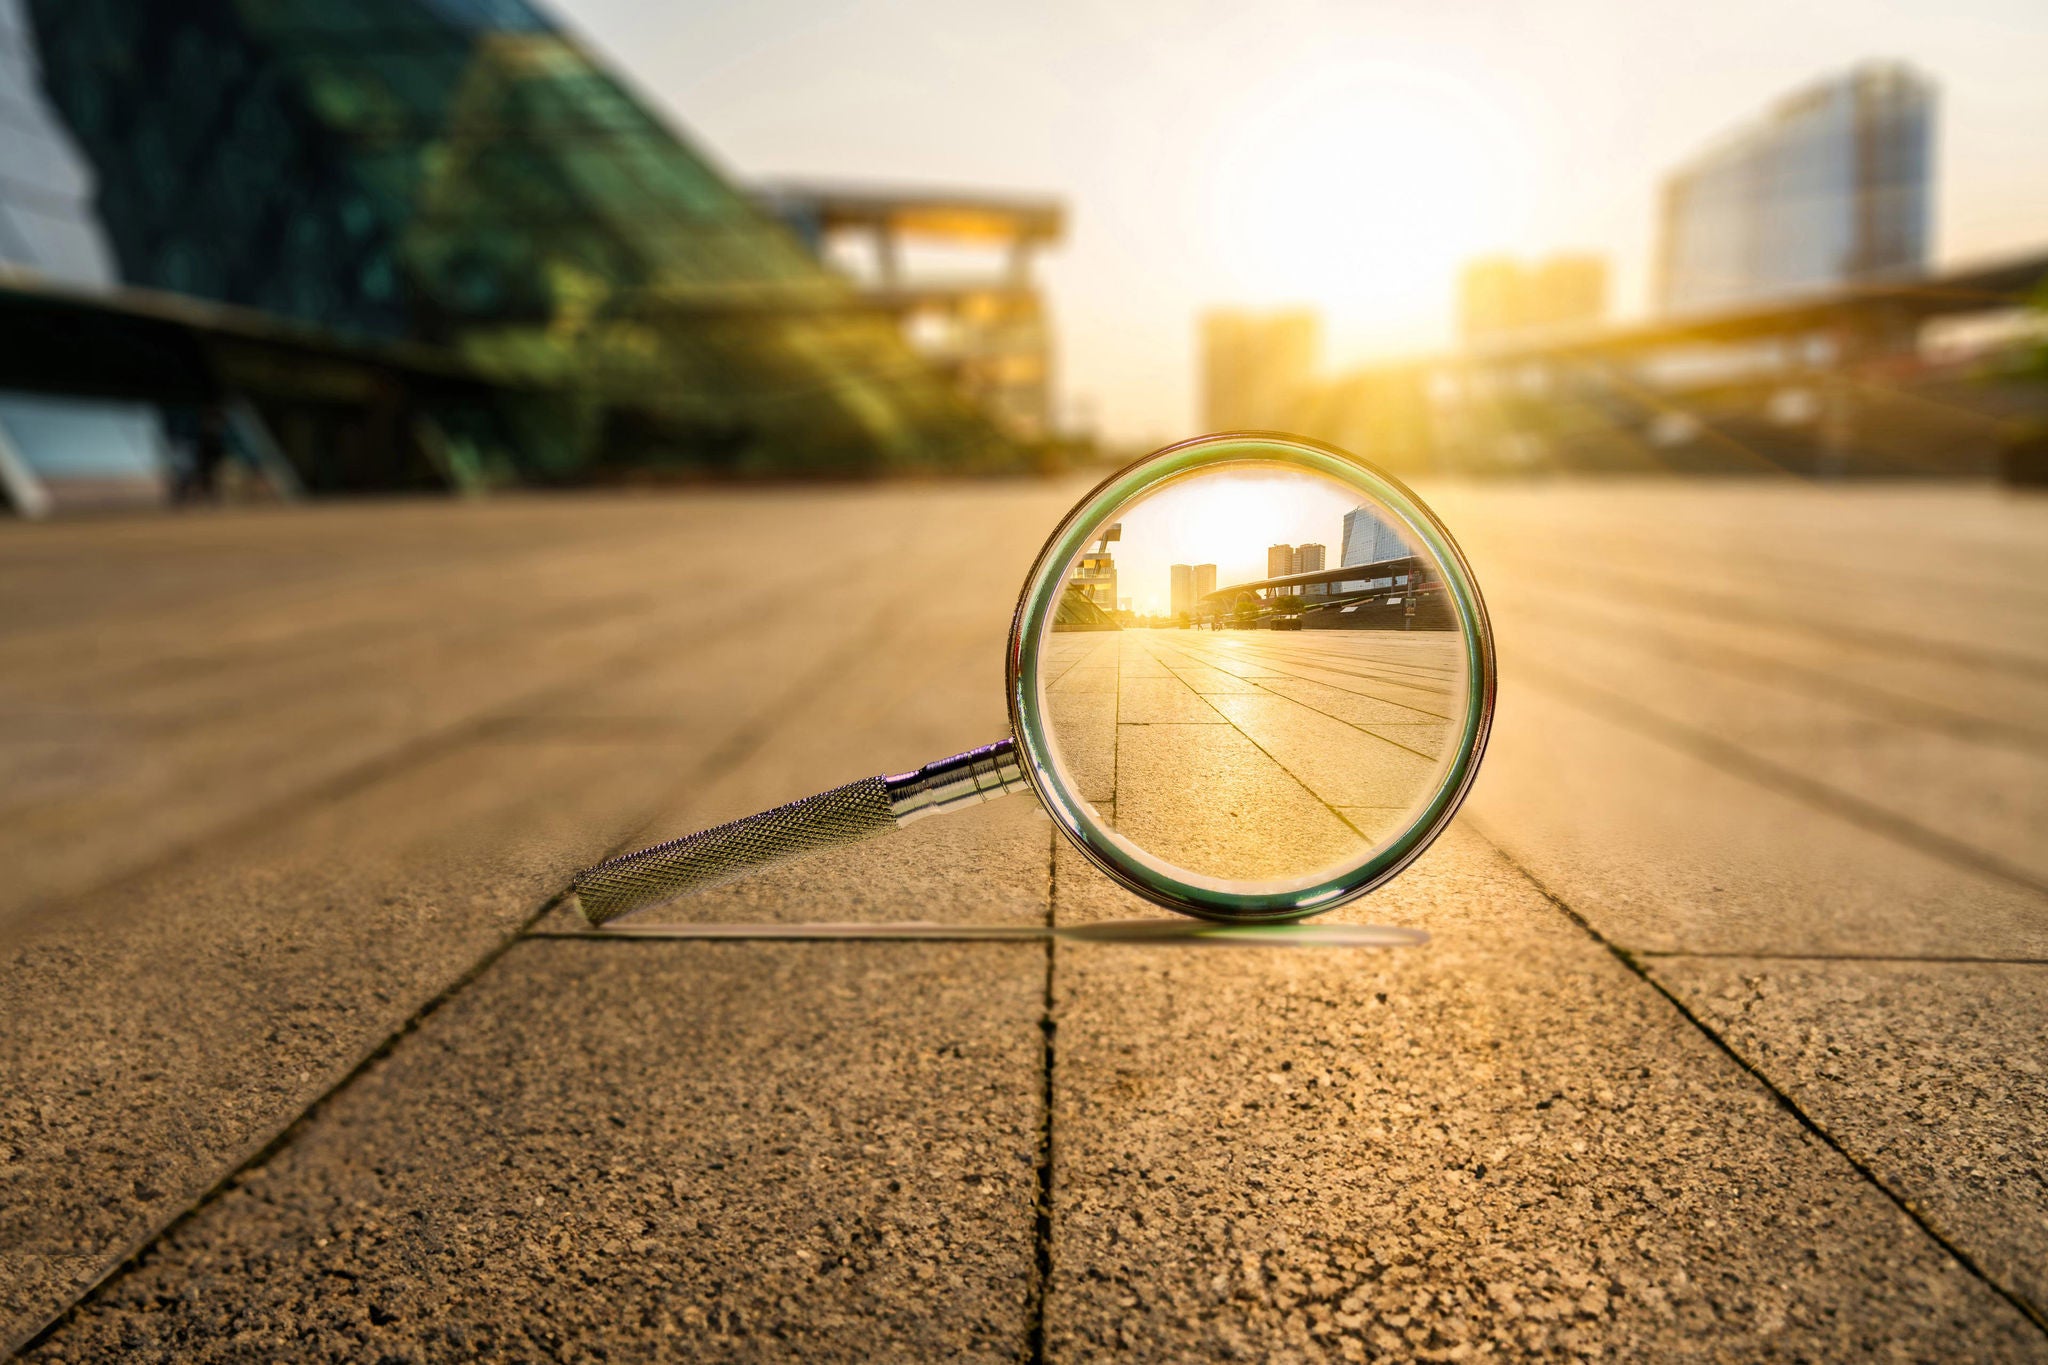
1020 448 1488 916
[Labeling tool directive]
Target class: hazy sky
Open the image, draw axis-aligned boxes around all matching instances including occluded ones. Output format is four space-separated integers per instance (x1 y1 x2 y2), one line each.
1111 467 1376 615
555 0 2048 443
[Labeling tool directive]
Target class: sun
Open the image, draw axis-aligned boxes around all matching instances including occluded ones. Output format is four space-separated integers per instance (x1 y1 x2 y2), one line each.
1201 60 1527 348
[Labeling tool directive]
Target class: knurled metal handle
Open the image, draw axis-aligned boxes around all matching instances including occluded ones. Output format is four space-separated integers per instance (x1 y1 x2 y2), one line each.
570 738 1027 925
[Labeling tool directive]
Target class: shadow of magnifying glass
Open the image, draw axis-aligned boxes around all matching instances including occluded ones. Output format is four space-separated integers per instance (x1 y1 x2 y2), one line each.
534 918 1428 948
567 432 1493 935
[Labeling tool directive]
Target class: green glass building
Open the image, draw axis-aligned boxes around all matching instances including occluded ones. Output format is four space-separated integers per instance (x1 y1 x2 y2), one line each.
0 0 1015 503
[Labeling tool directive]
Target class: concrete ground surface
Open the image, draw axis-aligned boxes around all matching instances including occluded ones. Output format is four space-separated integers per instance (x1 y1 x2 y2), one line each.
1 477 2044 1361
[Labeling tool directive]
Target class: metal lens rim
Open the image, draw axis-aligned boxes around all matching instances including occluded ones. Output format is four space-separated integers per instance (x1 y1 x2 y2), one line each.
1005 431 1497 923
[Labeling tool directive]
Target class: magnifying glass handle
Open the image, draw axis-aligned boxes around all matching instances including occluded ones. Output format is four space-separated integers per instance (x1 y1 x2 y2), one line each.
570 738 1028 925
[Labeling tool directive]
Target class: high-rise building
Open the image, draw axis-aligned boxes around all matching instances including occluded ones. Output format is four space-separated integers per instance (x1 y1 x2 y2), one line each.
1291 544 1326 575
0 0 1013 513
1202 310 1319 431
1341 508 1407 568
1268 544 1296 580
1655 62 1933 314
1459 256 1608 344
1171 561 1218 619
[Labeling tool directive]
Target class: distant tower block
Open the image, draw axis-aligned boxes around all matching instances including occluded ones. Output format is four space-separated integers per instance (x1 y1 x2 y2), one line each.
1458 255 1609 344
1202 309 1320 431
1171 563 1217 619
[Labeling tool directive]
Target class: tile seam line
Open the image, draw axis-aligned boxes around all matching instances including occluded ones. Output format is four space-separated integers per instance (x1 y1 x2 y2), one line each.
1464 822 2048 1337
6 580 927 1361
1514 658 2048 900
1026 820 1059 1365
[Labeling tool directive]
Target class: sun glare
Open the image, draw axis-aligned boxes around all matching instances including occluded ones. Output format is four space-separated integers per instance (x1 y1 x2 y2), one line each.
1110 468 1365 616
1202 60 1527 350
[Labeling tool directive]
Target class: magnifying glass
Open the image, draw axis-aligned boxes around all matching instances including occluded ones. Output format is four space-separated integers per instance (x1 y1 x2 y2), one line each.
570 432 1495 926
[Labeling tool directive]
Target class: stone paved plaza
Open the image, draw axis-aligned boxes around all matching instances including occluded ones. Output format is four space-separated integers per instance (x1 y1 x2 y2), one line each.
2 477 2045 1360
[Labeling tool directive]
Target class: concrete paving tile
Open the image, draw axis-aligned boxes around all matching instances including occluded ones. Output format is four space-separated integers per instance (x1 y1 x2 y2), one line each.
0 732 689 1351
1246 676 1447 728
1043 830 2047 1362
1645 955 2048 1324
1205 694 1442 809
1049 666 1119 694
1112 723 1365 882
1157 666 1270 696
23 939 1047 1364
1480 573 2048 748
1048 690 1118 806
1468 681 2048 958
1432 483 2048 670
1117 675 1228 724
1336 807 1420 845
1491 602 2048 883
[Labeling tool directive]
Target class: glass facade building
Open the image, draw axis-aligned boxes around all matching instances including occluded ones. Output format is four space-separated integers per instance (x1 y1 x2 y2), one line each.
0 0 1012 508
1656 63 1933 315
1340 507 1404 568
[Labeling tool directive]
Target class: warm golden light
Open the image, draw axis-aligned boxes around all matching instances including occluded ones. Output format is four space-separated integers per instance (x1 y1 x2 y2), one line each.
1111 467 1375 616
1202 60 1528 351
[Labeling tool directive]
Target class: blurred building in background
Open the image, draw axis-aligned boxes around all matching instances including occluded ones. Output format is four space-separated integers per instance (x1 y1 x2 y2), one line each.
1459 255 1609 344
1202 309 1319 431
1273 62 2046 483
0 0 1020 516
755 184 1063 441
1656 62 1933 315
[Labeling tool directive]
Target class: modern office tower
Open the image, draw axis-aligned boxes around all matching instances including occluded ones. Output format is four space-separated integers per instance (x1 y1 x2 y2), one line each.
1655 62 1933 314
1342 508 1407 567
1459 255 1609 344
1171 564 1195 618
1268 544 1296 580
1290 543 1326 597
0 0 1012 513
1202 309 1320 431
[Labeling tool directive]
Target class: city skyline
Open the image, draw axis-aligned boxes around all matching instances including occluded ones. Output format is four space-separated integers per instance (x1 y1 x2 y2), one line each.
1098 470 1409 616
555 0 2048 441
